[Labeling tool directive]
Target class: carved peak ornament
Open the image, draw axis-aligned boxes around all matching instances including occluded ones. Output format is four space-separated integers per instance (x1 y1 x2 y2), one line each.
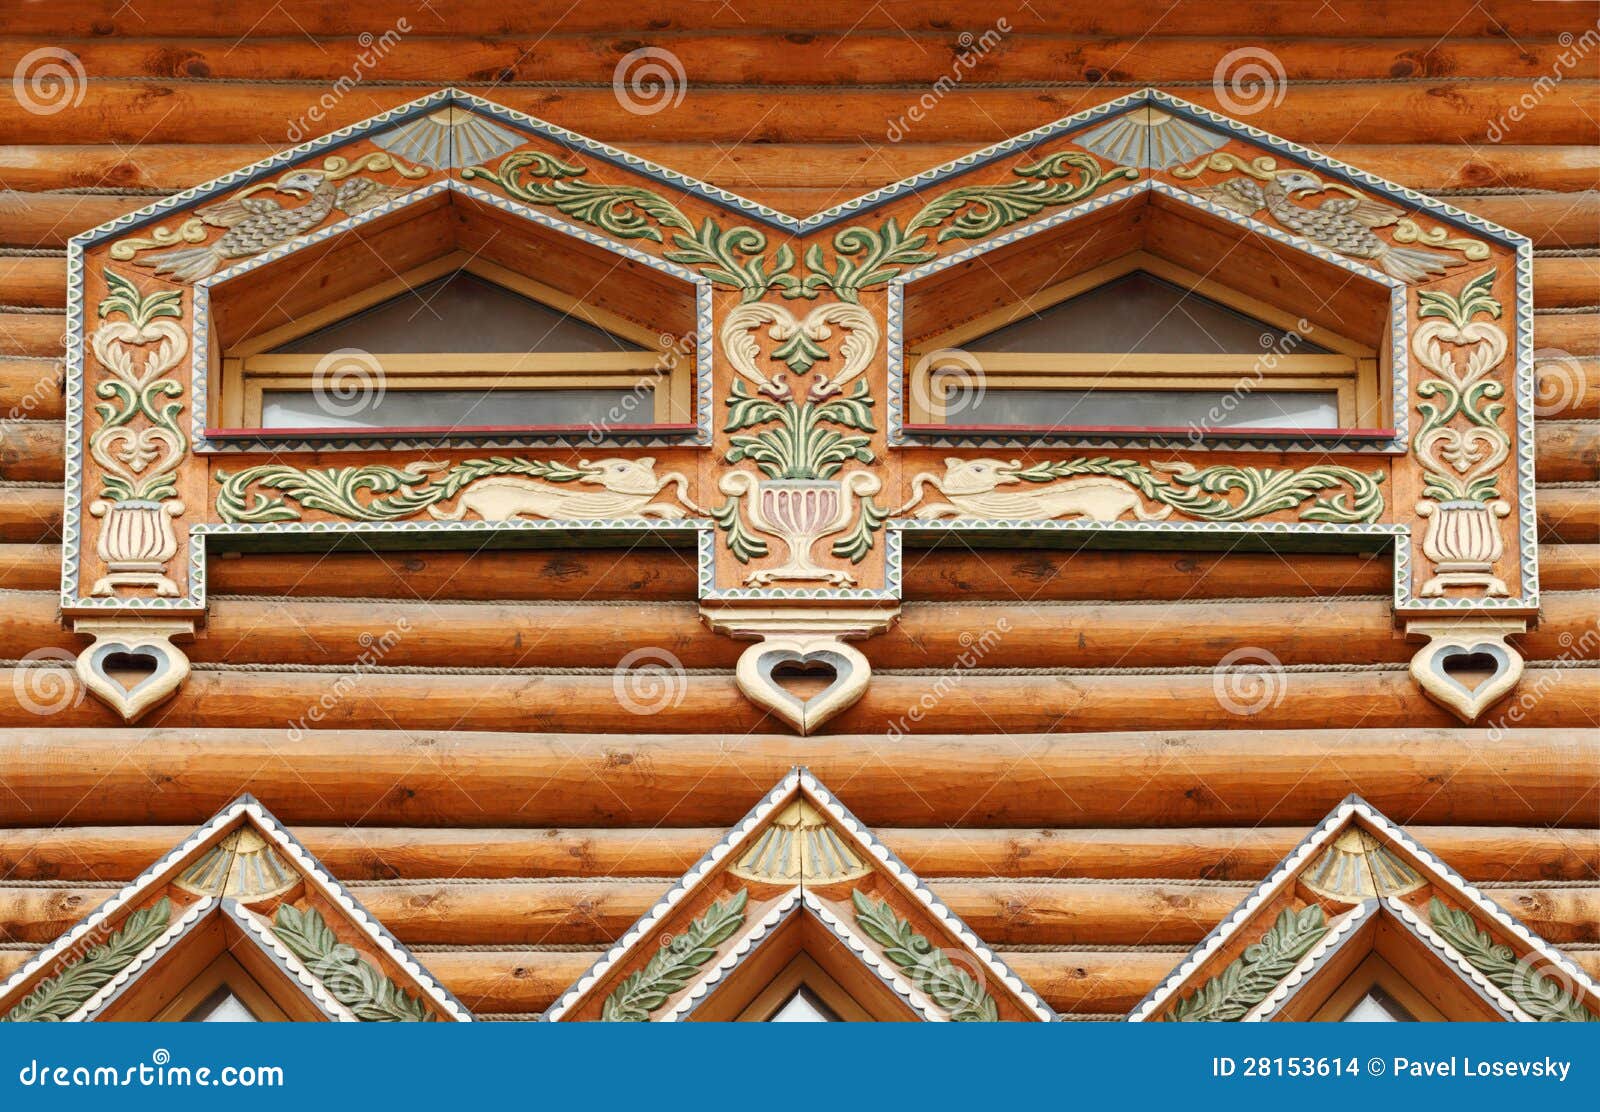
0 795 468 1023
1131 796 1599 1023
543 769 1054 1022
59 88 1536 731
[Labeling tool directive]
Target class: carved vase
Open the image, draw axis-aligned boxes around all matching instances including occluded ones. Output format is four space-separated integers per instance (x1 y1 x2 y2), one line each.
90 498 183 597
754 478 842 582
1417 498 1510 597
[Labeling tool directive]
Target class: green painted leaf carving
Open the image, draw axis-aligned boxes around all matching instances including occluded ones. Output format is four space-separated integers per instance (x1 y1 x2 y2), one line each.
850 890 997 1021
601 889 749 1021
906 152 1140 243
272 904 431 1022
831 494 890 564
1010 459 1386 524
99 269 183 329
1 897 173 1022
1418 268 1501 329
1166 905 1328 1022
464 151 693 242
710 493 768 563
215 457 590 523
1428 898 1596 1022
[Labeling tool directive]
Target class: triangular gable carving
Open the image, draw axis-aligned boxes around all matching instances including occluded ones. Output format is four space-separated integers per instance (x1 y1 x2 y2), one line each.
1131 796 1599 1023
0 796 468 1022
543 769 1054 1022
60 88 1536 738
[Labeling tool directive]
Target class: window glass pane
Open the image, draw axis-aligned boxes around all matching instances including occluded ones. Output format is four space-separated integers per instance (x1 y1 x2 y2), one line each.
768 987 840 1022
952 387 1339 430
261 387 653 430
183 987 260 1023
1341 986 1416 1023
273 272 645 354
964 272 1328 355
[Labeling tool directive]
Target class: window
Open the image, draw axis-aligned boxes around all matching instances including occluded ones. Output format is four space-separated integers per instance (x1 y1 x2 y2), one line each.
910 264 1377 435
767 985 841 1022
151 953 291 1023
733 953 873 1022
222 264 685 433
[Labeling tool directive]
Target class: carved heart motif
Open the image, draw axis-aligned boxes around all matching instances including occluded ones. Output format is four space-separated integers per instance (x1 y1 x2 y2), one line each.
1409 635 1519 723
74 631 190 723
734 637 871 735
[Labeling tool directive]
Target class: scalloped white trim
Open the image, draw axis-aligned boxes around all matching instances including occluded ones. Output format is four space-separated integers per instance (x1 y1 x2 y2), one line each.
804 891 947 1021
545 769 1054 1022
0 799 469 1023
1241 902 1371 1022
659 887 802 1022
66 897 213 1022
1387 896 1530 1021
229 903 359 1022
1131 799 1599 1021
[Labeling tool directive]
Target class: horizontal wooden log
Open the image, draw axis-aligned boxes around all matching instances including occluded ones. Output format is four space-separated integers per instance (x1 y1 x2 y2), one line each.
1448 193 1600 249
3 141 1594 196
0 544 58 591
2 664 1593 734
1537 422 1600 483
0 257 64 309
9 2 1585 39
1538 314 1600 356
11 36 1589 87
1539 485 1600 544
1540 544 1600 591
0 486 61 544
0 313 62 358
2 727 1589 828
0 421 60 482
1 824 1591 884
6 590 1574 671
0 358 62 420
1536 257 1600 309
2 83 1593 148
4 877 1594 947
1537 356 1599 420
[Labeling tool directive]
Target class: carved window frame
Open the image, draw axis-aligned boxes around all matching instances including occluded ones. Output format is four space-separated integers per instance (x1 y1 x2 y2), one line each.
59 88 1538 730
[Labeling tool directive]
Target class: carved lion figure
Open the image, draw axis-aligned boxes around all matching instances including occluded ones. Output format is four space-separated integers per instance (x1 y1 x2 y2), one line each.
901 457 1172 522
428 457 697 522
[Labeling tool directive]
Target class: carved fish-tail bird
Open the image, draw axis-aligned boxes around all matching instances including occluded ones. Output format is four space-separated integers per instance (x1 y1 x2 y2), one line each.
140 170 411 282
1195 171 1459 283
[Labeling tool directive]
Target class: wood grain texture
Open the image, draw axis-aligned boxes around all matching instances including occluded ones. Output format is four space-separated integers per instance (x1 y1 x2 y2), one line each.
0 824 1591 883
0 666 1592 734
0 727 1589 828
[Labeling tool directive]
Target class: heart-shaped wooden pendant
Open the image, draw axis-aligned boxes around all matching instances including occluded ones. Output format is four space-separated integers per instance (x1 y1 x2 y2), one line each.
735 636 870 735
74 621 193 722
1407 621 1523 723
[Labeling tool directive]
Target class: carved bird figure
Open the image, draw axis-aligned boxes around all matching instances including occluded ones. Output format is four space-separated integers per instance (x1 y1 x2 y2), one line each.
1195 171 1458 283
140 170 410 282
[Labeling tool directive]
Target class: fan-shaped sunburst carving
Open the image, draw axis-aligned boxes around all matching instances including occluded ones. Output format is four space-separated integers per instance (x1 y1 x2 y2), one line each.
728 799 872 883
173 827 299 901
1076 107 1228 170
1302 827 1426 901
373 106 523 169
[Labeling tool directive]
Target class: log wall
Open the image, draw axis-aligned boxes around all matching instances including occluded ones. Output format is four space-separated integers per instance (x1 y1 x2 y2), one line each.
0 1 1595 1017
